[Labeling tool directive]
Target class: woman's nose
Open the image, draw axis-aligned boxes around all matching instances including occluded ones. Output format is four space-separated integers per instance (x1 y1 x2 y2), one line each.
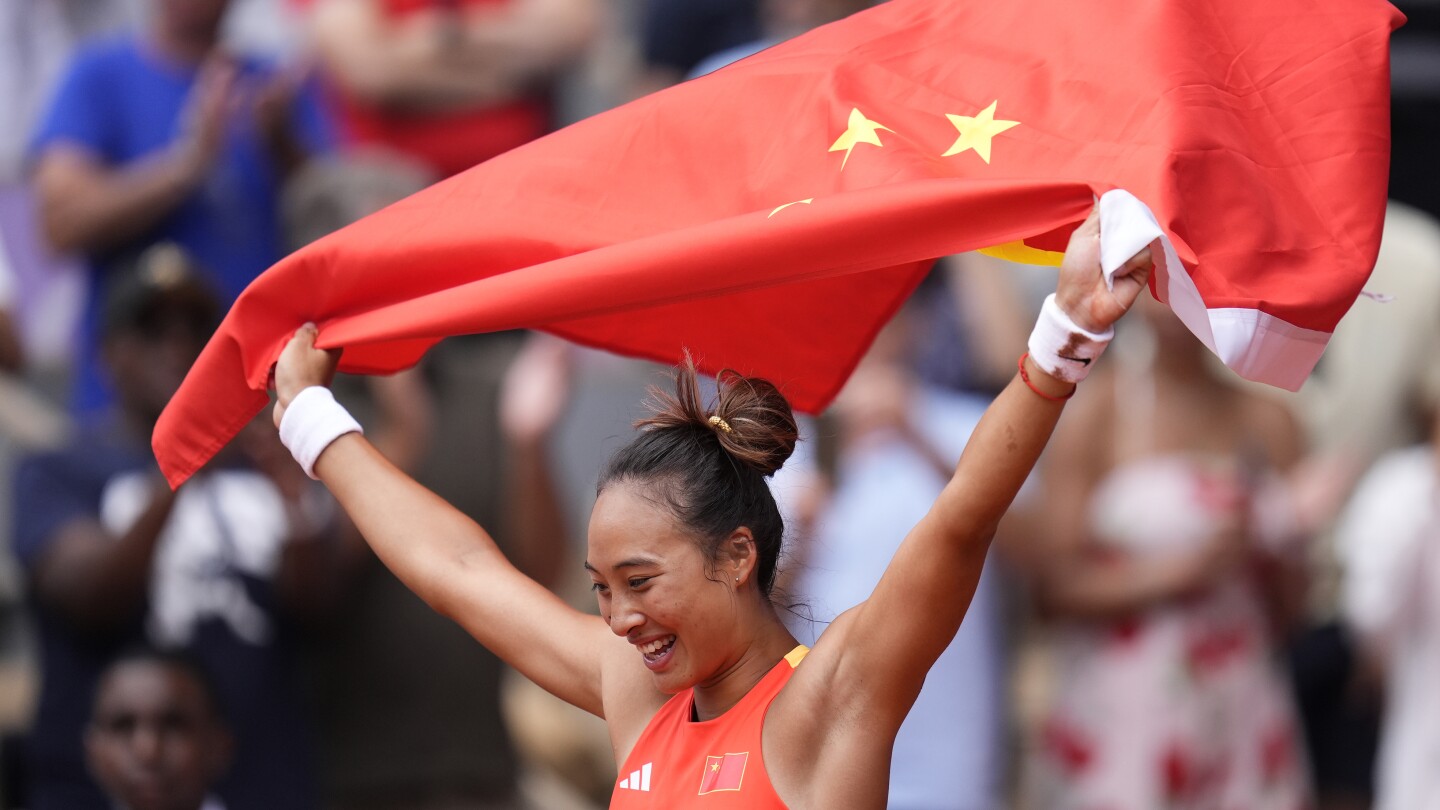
607 595 644 637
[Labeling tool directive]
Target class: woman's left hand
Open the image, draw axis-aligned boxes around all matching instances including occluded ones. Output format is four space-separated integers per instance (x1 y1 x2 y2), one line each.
1055 204 1154 333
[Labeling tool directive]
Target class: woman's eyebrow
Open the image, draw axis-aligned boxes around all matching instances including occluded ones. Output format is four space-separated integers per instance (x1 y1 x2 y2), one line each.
583 557 661 573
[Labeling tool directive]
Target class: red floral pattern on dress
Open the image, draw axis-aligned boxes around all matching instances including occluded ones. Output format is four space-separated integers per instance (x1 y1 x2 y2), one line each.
1028 457 1313 810
1108 614 1144 647
1191 471 1241 513
1261 722 1297 784
1162 743 1194 801
1042 716 1097 775
1185 624 1250 675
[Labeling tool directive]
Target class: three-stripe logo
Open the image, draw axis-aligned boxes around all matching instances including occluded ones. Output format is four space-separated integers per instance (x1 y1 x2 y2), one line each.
618 762 653 792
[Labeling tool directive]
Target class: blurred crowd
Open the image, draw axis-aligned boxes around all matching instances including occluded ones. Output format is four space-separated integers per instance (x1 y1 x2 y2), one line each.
0 1 1437 809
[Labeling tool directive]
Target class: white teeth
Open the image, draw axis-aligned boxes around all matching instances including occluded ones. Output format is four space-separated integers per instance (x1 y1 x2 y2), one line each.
639 636 674 656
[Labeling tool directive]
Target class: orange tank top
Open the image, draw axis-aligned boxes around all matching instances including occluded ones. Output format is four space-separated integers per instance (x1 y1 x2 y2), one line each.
610 646 808 809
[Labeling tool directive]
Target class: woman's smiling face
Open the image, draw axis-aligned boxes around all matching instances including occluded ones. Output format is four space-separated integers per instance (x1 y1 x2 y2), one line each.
586 482 746 694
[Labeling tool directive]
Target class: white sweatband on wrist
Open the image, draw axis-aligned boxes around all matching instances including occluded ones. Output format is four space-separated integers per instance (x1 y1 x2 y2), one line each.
1027 294 1114 384
278 386 363 479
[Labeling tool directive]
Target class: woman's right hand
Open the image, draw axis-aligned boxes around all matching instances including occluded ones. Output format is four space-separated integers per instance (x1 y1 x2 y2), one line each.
272 323 341 428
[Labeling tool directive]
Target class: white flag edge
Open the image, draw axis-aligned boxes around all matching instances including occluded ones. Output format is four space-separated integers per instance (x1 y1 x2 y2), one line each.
1097 189 1328 392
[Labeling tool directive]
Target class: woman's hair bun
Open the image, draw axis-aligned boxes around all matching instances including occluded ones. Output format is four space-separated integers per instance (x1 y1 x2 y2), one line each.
637 356 798 477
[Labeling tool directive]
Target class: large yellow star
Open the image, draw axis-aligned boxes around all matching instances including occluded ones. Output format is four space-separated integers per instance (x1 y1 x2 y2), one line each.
942 100 1020 164
829 107 892 170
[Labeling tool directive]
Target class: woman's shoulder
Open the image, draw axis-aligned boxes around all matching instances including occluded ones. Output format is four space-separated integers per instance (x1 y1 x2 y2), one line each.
772 607 867 721
764 610 904 805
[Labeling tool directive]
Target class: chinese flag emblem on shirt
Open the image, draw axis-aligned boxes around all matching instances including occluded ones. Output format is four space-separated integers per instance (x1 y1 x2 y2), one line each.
699 753 749 794
153 0 1401 487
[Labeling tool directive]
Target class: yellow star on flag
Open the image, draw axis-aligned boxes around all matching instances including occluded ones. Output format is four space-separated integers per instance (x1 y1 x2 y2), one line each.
942 100 1020 164
769 198 814 218
829 108 892 170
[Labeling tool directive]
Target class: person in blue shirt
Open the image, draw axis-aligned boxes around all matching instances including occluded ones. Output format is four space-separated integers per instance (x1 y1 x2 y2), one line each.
28 0 331 413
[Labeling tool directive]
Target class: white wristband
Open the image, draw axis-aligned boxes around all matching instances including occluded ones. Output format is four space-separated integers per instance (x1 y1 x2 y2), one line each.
1027 294 1114 384
278 386 363 479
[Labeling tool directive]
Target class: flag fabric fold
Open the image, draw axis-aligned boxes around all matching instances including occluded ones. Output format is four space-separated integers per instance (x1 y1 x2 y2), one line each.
153 0 1402 486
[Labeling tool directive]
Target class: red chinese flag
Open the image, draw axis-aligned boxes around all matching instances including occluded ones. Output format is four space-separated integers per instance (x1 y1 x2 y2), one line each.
699 753 749 794
153 0 1402 486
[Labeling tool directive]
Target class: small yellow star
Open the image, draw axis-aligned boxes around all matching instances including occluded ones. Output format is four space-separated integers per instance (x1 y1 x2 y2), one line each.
711 762 720 772
829 108 892 170
942 100 1020 164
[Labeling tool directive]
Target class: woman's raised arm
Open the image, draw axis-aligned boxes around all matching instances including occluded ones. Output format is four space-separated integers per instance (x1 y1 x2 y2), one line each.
808 205 1153 725
272 326 618 717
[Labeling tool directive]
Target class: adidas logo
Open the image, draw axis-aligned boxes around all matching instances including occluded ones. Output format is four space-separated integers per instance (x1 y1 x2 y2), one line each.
618 762 653 792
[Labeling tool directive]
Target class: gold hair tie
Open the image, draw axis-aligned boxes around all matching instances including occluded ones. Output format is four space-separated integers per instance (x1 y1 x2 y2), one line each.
708 415 733 435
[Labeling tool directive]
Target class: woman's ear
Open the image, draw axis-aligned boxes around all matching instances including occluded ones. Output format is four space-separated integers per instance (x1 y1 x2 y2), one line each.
721 527 758 586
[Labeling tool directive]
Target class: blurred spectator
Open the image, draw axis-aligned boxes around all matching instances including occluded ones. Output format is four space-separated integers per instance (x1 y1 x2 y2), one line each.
11 249 329 810
498 334 575 591
1334 377 1440 810
0 234 22 375
28 0 332 414
909 252 1040 397
780 307 1008 810
0 0 135 393
546 0 643 125
224 0 308 60
299 337 538 810
289 11 600 801
2 0 142 186
1388 2 1440 220
85 647 234 810
1019 301 1312 810
687 0 869 79
281 153 558 810
1281 202 1440 810
1296 202 1440 517
497 333 612 807
310 0 598 179
1 1 75 196
634 0 759 94
281 150 435 252
0 5 85 771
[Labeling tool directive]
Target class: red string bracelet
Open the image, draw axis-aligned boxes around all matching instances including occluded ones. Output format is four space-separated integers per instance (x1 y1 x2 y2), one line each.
1018 353 1076 402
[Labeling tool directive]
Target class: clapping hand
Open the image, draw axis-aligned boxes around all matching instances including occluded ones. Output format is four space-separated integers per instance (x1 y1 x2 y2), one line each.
500 333 574 447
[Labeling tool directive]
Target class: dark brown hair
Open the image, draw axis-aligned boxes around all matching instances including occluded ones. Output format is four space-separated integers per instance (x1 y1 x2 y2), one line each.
598 358 799 596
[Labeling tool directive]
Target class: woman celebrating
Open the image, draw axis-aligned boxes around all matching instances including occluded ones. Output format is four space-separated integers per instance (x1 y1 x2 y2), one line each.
270 204 1151 808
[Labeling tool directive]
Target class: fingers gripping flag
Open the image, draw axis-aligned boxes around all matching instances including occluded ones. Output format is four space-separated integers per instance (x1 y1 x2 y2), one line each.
154 0 1403 486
